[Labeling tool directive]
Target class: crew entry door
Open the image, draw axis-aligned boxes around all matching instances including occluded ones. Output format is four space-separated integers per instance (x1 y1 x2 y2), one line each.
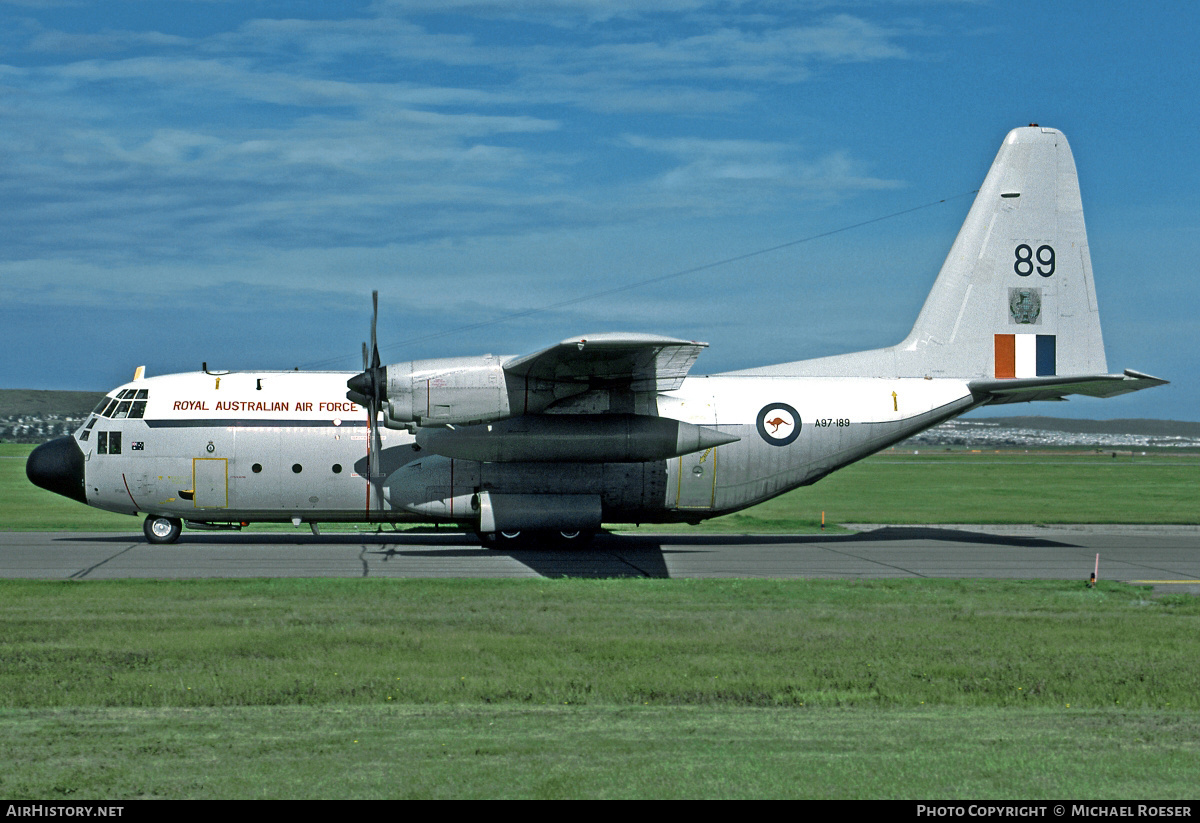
674 394 719 510
676 448 717 509
193 458 228 509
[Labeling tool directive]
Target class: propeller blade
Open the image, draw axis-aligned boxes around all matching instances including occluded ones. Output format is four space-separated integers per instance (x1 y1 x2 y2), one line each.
356 291 385 519
348 291 388 520
370 290 380 370
370 402 383 512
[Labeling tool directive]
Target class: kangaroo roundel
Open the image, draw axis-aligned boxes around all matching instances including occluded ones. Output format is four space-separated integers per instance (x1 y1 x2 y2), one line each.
756 403 801 446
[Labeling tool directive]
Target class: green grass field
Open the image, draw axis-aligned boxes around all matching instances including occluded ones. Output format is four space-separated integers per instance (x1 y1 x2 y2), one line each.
2 578 1198 799
3 445 1198 798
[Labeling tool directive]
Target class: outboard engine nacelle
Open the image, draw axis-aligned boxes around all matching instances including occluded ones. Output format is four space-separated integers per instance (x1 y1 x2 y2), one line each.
385 355 513 426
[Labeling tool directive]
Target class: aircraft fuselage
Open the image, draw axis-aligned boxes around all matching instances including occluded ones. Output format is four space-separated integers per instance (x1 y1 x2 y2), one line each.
51 367 978 529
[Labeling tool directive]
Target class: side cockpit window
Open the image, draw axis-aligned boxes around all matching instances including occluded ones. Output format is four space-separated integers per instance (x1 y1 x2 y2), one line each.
97 431 122 455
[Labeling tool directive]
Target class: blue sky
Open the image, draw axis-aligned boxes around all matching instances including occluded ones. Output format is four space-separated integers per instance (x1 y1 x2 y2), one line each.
1 1 1196 420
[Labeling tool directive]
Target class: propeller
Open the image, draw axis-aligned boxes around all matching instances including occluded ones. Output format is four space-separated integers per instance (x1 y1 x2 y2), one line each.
346 291 386 518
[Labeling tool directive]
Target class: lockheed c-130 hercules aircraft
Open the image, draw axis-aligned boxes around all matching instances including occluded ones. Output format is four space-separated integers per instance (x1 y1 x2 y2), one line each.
27 126 1166 545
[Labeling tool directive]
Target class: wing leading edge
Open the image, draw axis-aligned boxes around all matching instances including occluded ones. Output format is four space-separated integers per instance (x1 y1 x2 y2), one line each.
503 333 707 393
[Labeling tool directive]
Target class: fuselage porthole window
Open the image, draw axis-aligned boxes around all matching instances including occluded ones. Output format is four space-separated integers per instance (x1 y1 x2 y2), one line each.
332 464 342 474
252 463 263 473
292 464 302 474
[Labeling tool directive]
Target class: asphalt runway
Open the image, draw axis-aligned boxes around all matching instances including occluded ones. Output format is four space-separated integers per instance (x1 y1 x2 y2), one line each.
1 526 1197 591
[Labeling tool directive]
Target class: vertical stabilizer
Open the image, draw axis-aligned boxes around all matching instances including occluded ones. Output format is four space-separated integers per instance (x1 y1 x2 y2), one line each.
735 126 1111 380
896 125 1106 378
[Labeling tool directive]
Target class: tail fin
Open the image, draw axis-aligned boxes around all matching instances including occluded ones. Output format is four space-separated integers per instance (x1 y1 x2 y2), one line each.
898 125 1106 379
730 125 1165 397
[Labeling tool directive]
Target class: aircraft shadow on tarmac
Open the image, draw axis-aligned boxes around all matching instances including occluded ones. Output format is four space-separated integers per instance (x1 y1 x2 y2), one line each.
64 526 1081 580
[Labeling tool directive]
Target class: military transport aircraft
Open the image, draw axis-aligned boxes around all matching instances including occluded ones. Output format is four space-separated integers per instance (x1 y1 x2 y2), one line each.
27 126 1166 545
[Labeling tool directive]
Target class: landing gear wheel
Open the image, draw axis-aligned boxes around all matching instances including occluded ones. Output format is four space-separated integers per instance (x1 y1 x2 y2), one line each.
477 530 526 549
476 530 595 548
143 515 182 545
556 530 595 546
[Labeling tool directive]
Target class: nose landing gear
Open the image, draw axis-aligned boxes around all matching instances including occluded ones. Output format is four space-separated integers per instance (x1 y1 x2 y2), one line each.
143 515 182 544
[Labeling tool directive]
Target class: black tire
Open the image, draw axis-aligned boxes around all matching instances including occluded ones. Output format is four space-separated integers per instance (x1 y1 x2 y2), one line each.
143 515 182 544
478 530 529 549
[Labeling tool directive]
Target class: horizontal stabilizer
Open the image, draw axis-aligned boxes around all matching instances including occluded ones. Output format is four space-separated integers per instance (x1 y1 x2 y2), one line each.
968 369 1168 405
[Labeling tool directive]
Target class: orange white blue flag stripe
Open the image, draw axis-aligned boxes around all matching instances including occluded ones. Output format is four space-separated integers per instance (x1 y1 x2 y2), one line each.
994 333 1056 378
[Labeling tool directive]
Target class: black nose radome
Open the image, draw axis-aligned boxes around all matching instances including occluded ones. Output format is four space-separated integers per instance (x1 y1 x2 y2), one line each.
26 436 87 504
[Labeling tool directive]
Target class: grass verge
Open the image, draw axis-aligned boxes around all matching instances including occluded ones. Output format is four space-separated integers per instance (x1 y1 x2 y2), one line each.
4 705 1197 799
1 578 1197 798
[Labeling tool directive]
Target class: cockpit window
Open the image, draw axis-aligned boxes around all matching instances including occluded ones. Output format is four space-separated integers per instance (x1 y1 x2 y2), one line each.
97 391 149 418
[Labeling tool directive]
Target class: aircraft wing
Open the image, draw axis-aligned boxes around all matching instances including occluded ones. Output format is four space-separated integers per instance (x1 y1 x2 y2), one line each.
968 369 1169 405
503 333 707 392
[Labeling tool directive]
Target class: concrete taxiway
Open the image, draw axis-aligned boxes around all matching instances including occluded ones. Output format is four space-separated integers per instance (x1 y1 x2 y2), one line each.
1 526 1197 591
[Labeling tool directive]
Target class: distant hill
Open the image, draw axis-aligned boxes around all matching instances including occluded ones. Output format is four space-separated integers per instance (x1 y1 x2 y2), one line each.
0 389 108 418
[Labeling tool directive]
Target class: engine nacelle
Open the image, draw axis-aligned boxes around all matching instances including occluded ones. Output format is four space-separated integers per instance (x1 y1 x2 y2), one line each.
384 355 512 426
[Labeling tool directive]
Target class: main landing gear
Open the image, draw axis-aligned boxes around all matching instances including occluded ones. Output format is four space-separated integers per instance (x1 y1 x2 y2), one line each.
143 515 183 545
